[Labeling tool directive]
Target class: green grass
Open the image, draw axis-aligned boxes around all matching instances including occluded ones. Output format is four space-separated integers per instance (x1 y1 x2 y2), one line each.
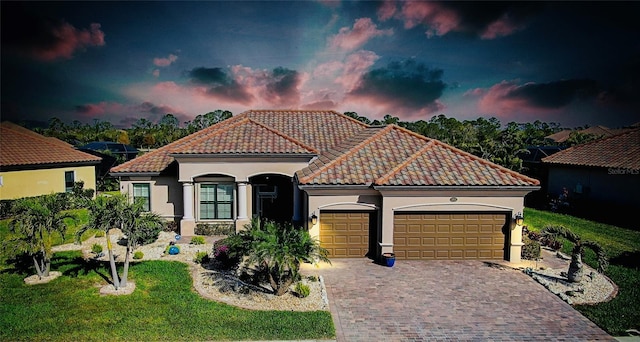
0 251 335 341
525 208 640 335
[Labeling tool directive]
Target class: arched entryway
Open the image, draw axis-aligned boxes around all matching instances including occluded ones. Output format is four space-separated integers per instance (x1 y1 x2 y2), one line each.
250 174 293 224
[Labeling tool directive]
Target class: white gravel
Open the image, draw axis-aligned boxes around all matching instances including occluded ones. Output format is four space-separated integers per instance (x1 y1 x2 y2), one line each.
53 230 329 311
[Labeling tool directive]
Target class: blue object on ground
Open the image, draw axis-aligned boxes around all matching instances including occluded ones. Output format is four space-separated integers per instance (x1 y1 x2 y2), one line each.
168 246 180 255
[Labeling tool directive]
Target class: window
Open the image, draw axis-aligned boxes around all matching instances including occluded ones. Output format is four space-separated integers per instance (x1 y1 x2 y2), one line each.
64 171 75 193
200 184 233 219
133 183 151 211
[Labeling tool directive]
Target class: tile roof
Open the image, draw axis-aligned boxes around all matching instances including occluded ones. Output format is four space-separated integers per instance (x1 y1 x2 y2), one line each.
171 118 318 155
0 121 101 168
545 125 627 143
542 128 640 170
297 125 540 187
111 110 366 174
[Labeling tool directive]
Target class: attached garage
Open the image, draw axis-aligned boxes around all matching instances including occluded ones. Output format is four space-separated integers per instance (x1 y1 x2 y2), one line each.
320 211 373 258
393 212 508 260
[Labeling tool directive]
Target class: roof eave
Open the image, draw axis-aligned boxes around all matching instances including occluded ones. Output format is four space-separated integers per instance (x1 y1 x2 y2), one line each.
298 183 373 191
110 171 162 177
373 185 541 191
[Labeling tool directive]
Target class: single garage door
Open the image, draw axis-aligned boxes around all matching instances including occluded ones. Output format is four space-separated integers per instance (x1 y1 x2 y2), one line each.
320 211 370 258
394 213 507 260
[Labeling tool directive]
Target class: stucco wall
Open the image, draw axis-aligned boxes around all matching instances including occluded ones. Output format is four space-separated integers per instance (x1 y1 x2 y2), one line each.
177 157 310 182
547 165 640 208
0 165 96 200
120 176 183 220
306 190 382 239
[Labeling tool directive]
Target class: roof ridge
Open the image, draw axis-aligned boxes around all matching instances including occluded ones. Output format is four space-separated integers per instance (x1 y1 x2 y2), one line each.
429 139 540 185
246 119 319 154
242 109 370 128
298 125 392 183
374 140 435 185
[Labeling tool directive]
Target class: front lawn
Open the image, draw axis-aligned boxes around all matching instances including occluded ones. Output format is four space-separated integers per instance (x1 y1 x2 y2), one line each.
0 251 335 341
524 208 640 335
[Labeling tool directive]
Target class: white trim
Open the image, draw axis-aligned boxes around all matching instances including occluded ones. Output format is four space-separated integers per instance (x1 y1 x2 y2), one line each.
392 202 513 212
318 202 379 210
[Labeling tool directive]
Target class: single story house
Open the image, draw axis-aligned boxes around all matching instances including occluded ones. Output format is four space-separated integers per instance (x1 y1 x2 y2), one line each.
0 121 101 200
542 127 640 213
111 110 540 262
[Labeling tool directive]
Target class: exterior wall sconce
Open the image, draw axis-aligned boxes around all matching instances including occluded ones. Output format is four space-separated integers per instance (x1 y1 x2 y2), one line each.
310 213 318 225
515 212 524 226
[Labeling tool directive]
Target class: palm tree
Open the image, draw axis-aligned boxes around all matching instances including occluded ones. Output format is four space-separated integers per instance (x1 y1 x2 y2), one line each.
241 219 330 296
77 194 164 289
541 225 608 282
8 195 75 279
118 199 164 287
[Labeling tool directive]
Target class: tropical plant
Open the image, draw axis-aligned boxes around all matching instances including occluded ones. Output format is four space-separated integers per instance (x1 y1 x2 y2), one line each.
6 194 76 279
237 219 330 296
541 225 608 282
76 194 163 289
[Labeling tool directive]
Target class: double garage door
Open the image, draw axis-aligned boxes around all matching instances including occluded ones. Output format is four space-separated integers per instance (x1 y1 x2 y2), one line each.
320 211 507 260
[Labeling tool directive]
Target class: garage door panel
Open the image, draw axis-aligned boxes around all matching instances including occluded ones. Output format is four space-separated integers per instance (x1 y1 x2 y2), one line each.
394 213 507 260
321 211 370 258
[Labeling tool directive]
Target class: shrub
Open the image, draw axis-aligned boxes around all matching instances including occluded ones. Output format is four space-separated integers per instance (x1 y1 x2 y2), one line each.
190 236 206 245
195 223 234 235
91 243 103 254
95 230 105 238
194 251 209 264
163 220 178 232
307 275 318 282
295 282 310 298
521 237 541 260
133 251 144 260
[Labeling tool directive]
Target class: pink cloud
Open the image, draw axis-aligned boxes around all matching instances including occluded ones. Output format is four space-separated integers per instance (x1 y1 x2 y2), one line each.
329 18 393 51
463 88 486 97
377 0 397 21
152 69 160 77
335 50 379 91
476 81 562 120
400 2 460 37
153 54 178 67
33 22 105 61
480 14 525 39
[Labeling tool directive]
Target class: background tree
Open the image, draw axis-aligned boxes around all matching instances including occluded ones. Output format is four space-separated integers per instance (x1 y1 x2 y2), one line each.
7 195 75 279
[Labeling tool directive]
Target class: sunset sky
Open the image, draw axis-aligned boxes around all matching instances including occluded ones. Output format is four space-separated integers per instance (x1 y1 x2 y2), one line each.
2 1 639 128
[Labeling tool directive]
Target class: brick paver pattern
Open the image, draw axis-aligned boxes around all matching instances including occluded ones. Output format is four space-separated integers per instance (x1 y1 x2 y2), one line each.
320 259 614 342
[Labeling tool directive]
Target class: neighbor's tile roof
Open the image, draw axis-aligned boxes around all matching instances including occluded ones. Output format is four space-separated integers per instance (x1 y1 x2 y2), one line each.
0 121 101 168
545 125 627 143
297 125 540 187
111 110 366 173
542 128 640 170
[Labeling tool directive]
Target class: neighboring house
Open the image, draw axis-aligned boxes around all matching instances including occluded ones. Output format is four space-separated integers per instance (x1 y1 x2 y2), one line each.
545 125 627 144
542 127 640 212
0 121 102 200
111 110 540 262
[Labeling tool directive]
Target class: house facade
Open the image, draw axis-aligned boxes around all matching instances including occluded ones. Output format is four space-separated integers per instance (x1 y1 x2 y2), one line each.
112 110 540 262
0 122 101 200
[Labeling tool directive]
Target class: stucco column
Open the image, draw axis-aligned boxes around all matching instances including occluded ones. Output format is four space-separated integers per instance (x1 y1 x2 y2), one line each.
509 216 524 263
379 199 394 257
237 181 248 219
180 182 195 235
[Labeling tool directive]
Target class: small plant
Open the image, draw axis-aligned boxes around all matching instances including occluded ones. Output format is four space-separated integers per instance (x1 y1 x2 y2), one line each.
194 251 209 264
190 236 206 245
91 243 103 254
133 251 144 259
521 237 541 260
94 230 105 238
294 282 310 298
307 275 318 282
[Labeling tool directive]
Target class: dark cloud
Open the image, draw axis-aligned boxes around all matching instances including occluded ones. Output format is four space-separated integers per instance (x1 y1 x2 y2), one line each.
504 79 599 108
187 67 254 104
265 67 301 106
446 2 542 35
348 59 446 110
1 3 105 61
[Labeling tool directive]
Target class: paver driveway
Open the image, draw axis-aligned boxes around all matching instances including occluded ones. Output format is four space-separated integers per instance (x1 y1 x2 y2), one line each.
319 259 613 341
